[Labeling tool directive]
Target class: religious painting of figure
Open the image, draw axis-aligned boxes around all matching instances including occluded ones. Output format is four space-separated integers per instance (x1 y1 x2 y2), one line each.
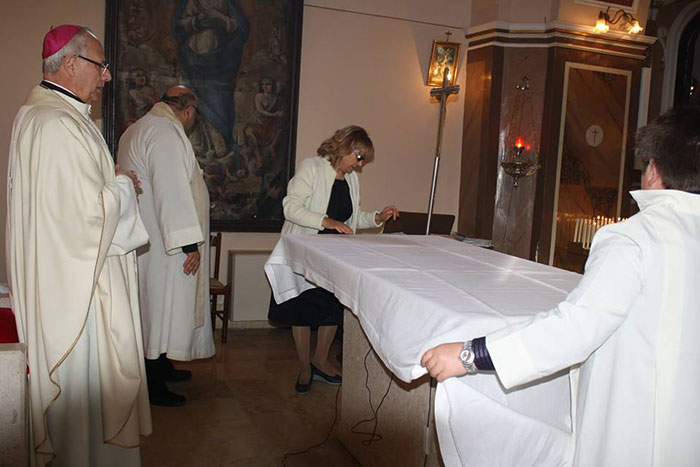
426 41 460 87
103 0 302 231
574 0 636 10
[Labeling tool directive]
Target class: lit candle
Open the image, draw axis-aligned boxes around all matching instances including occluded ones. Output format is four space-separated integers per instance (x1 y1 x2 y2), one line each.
584 220 591 249
514 137 524 148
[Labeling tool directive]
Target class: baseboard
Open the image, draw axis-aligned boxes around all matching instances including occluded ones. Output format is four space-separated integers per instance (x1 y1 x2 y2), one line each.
229 320 275 329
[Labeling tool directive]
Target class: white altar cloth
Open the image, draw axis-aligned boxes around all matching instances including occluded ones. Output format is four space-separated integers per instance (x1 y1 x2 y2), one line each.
265 234 581 466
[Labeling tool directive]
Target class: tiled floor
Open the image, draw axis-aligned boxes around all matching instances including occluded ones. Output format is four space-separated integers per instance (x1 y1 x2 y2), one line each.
140 328 360 466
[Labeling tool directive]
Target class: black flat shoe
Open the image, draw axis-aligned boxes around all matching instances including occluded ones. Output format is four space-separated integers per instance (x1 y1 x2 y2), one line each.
149 388 187 407
159 354 192 382
295 375 311 394
310 364 342 385
164 368 192 382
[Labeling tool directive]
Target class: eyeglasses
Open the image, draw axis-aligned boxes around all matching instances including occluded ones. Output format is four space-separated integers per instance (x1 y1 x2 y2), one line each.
354 152 367 162
77 55 110 75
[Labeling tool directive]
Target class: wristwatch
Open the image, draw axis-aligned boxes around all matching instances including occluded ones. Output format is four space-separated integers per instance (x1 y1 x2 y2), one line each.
459 340 478 374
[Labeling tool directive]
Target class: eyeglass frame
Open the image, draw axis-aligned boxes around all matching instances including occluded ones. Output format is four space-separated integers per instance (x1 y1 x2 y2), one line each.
160 94 200 117
353 151 367 163
77 55 110 75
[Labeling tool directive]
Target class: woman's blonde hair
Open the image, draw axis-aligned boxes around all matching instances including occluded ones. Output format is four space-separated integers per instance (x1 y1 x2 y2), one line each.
317 125 375 167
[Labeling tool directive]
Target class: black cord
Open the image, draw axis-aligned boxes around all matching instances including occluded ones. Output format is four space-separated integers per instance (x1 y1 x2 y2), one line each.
423 377 436 467
281 382 342 466
281 347 394 465
349 348 394 446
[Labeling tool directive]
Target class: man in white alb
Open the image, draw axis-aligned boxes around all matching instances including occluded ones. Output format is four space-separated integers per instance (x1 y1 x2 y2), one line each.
118 86 215 407
422 106 700 466
7 25 151 466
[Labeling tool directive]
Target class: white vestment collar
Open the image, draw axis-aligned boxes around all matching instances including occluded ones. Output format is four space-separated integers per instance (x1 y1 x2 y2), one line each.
631 189 700 211
148 102 184 129
41 80 92 117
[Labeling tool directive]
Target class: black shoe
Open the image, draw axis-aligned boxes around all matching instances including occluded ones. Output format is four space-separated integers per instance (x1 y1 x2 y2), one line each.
159 354 192 382
310 364 342 385
149 388 187 407
164 368 192 382
295 375 312 395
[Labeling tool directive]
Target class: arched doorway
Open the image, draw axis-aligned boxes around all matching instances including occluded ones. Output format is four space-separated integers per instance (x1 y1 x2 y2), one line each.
660 0 700 111
674 12 700 106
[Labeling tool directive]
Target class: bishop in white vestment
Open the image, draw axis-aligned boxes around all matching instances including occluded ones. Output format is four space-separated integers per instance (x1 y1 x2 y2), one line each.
7 26 151 466
118 87 215 405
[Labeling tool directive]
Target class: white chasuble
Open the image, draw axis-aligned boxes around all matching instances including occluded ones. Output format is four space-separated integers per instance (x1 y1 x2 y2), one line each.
7 86 152 466
118 102 214 361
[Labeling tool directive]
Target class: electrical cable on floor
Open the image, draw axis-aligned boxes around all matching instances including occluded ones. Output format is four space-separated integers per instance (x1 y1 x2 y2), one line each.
349 348 394 446
281 379 342 466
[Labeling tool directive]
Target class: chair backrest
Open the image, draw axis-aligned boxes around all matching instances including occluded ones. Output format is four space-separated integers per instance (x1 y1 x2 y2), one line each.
383 211 455 235
210 232 222 280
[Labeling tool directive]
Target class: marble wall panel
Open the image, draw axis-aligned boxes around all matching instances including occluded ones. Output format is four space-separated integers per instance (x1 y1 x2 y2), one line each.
458 46 503 239
492 48 549 259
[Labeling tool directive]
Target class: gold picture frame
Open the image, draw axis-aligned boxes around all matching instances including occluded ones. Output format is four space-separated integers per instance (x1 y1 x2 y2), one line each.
426 41 461 87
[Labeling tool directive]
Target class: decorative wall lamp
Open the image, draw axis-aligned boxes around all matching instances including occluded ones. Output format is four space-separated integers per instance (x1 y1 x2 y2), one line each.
594 7 643 34
500 77 540 188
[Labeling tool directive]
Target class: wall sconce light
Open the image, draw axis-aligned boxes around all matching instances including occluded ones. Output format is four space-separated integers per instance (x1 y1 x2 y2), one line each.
594 7 643 34
500 77 540 188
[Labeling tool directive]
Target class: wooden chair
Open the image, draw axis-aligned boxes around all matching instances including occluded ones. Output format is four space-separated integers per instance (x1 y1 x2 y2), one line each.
383 211 455 235
210 232 231 343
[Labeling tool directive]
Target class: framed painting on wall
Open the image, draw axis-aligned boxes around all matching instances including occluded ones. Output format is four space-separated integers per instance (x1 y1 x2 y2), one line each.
426 41 461 87
102 0 303 231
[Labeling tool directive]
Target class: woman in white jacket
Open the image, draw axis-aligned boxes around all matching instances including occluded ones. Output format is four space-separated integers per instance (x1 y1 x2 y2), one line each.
270 125 399 393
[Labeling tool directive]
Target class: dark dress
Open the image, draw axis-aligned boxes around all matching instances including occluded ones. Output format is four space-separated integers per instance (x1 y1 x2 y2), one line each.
268 178 352 327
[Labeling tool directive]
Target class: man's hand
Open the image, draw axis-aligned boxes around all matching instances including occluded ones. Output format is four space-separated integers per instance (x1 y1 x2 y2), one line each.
375 205 399 224
420 342 468 382
115 164 142 194
322 217 354 234
183 251 201 275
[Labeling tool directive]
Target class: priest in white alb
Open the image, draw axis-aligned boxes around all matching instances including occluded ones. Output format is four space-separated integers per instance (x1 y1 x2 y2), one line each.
118 86 215 407
7 25 152 466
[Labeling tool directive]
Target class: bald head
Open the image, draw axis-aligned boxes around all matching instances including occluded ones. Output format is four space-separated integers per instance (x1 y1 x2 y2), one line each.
162 86 197 109
161 86 198 130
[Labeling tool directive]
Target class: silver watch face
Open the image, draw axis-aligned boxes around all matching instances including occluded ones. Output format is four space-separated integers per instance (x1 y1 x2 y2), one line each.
460 349 475 364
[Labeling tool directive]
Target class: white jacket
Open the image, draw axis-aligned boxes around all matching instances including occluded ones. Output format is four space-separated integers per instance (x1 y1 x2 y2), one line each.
282 156 380 234
487 189 700 466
